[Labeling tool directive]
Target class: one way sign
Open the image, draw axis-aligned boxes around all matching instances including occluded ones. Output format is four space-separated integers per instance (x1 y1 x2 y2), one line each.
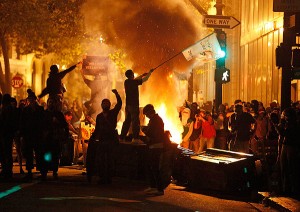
204 15 240 29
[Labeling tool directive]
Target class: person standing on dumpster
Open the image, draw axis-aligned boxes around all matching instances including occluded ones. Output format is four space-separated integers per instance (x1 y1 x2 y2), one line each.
119 69 154 144
38 62 82 110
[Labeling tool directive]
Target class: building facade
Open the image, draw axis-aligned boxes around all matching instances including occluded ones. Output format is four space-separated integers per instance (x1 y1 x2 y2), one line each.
194 0 299 108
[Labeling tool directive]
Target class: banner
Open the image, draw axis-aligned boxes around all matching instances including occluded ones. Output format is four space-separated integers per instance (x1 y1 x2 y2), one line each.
82 55 109 75
182 33 222 61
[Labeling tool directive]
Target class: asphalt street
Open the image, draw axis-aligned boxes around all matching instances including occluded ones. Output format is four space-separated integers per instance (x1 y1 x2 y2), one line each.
0 164 279 212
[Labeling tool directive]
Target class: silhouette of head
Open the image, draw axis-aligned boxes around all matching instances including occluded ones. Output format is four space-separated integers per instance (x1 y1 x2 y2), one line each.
27 89 37 101
50 65 59 74
2 94 12 106
143 104 155 117
101 98 111 111
234 104 243 114
125 69 134 79
283 107 297 123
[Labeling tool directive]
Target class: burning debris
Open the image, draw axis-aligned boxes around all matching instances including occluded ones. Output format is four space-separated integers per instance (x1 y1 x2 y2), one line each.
82 0 209 143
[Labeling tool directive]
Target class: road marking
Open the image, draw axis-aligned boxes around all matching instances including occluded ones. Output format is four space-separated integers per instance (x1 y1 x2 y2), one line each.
0 182 37 199
41 196 141 203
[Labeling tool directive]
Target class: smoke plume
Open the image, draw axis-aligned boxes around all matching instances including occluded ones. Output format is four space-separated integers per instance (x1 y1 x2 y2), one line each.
82 0 207 128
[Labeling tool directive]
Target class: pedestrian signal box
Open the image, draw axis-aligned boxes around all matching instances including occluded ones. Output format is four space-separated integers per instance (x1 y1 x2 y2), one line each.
215 67 230 84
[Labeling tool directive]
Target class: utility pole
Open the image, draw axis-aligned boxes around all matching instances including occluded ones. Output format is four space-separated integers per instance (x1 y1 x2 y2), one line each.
281 13 294 111
214 0 225 111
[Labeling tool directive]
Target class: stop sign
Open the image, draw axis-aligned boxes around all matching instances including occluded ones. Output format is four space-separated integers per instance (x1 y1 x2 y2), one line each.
11 76 24 89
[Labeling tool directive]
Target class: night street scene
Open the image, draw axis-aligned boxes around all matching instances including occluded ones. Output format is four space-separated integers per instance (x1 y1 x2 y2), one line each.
1 0 300 211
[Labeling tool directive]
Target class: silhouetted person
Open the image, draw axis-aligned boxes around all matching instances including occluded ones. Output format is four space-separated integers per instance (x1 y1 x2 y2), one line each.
228 104 255 153
38 62 82 110
142 104 166 196
0 94 19 180
81 70 109 120
120 69 153 144
276 107 300 196
40 97 69 180
20 89 45 181
11 97 24 174
87 89 122 184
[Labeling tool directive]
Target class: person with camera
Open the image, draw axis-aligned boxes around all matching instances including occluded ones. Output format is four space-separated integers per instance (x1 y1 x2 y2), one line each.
250 107 269 157
197 110 216 153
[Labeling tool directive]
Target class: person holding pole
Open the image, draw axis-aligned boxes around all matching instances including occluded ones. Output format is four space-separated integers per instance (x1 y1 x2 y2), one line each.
120 69 154 144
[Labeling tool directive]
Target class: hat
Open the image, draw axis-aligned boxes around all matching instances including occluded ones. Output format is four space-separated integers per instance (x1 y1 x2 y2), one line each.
27 89 37 100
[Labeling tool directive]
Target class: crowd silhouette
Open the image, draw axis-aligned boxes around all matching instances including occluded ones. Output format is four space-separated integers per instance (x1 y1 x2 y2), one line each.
0 65 300 199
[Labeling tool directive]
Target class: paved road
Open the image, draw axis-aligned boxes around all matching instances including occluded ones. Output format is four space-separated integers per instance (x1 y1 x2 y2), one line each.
0 165 278 212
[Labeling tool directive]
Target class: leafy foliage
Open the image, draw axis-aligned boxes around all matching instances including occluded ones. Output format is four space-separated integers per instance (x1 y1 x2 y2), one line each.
0 0 87 94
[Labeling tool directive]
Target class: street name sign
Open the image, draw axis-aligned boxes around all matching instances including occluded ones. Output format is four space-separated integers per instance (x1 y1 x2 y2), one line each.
273 0 300 12
204 15 240 29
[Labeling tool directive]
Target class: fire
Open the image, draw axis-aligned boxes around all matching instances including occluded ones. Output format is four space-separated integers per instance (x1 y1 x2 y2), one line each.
156 103 183 145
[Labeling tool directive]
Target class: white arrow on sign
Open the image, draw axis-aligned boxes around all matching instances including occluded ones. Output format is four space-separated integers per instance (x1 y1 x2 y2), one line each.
204 15 240 29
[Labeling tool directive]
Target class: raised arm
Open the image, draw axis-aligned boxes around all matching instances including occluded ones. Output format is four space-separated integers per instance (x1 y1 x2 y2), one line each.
112 89 122 112
58 61 82 79
135 69 154 83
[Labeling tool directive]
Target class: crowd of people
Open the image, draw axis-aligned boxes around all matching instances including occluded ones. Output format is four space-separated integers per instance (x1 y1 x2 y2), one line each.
179 99 300 198
1 62 300 199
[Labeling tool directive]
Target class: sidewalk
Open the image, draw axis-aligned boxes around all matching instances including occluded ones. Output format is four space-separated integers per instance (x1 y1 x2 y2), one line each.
259 192 300 212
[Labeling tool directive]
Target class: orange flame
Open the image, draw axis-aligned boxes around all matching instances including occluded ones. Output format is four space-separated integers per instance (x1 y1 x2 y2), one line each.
156 103 183 145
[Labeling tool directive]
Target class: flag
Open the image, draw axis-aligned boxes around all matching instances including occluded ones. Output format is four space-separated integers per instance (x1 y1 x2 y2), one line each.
182 33 222 61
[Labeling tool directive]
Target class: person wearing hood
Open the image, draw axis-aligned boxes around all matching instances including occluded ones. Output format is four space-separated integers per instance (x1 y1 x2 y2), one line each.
38 62 82 110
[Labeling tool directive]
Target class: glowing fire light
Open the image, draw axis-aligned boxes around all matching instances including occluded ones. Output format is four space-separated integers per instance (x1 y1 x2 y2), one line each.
99 35 105 43
156 103 183 145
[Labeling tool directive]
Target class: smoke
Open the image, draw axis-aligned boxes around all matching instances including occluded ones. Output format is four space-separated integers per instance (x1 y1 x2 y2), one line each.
82 0 206 111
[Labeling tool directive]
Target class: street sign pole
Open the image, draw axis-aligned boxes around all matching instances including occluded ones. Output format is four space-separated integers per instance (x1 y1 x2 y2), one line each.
214 0 225 113
281 13 294 111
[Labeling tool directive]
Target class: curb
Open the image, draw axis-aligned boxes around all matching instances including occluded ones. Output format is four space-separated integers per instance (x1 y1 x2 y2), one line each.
259 192 300 212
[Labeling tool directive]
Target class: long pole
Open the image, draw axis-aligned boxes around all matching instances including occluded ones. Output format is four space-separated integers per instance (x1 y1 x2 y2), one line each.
152 51 182 71
214 0 225 112
281 12 293 111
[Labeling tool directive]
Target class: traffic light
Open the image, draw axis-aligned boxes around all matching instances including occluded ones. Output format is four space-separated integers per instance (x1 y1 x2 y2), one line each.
292 48 300 67
217 30 227 59
276 43 291 68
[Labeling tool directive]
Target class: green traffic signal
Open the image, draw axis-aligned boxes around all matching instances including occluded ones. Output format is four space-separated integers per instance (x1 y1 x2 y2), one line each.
219 50 226 58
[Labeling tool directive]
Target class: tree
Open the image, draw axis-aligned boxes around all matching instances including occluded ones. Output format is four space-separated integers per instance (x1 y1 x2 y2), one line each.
0 0 86 94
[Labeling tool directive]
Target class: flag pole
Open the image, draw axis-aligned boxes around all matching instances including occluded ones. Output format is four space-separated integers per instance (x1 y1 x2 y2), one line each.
152 51 182 71
152 32 217 71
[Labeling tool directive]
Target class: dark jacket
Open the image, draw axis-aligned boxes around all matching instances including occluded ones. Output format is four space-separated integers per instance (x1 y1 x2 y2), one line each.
39 64 76 98
91 92 122 142
144 113 165 147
